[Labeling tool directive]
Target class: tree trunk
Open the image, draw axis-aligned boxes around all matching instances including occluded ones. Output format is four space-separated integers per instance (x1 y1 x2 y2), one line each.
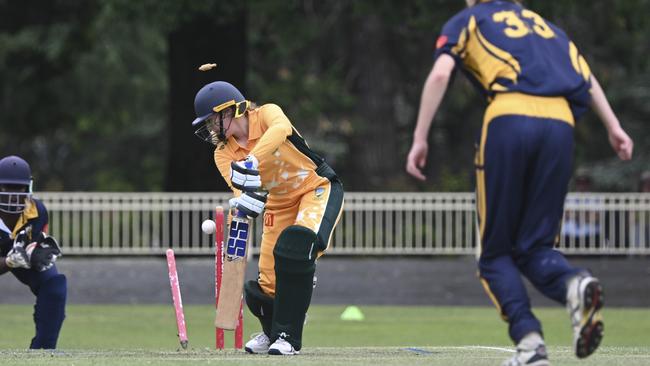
165 13 246 191
347 14 400 190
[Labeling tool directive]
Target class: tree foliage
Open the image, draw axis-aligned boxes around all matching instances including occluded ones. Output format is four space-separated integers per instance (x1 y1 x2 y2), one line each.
0 0 648 192
0 0 166 190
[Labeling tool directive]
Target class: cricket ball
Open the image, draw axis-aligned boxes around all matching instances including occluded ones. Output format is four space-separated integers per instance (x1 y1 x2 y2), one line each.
201 219 216 234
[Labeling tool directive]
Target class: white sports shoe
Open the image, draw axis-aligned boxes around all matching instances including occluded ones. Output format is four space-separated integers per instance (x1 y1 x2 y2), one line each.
502 332 550 366
244 333 270 354
268 337 299 355
566 274 604 358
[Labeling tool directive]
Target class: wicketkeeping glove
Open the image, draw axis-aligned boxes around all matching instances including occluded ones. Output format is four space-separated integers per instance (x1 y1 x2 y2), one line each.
230 155 261 192
28 235 62 272
5 230 31 269
229 191 267 218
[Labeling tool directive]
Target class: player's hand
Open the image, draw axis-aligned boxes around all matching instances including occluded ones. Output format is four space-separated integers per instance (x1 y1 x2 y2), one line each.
229 192 267 218
607 126 633 161
406 140 429 181
230 155 261 192
5 230 31 269
29 235 62 272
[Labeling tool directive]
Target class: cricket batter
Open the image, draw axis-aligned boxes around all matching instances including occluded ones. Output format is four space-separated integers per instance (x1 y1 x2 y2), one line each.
191 81 344 355
0 155 66 349
406 1 633 365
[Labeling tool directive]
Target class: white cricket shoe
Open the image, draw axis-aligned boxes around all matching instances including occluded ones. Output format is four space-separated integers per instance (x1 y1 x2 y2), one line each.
244 333 270 354
268 337 299 355
502 332 550 366
566 274 604 358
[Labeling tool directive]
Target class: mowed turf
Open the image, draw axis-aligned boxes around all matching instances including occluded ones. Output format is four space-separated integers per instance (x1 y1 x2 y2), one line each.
0 305 649 365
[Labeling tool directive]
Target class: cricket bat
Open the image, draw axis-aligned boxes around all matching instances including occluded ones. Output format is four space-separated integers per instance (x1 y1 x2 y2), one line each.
215 210 249 330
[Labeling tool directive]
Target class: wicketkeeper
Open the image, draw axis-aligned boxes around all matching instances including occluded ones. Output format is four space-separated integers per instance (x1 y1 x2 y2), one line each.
192 81 344 355
0 155 66 349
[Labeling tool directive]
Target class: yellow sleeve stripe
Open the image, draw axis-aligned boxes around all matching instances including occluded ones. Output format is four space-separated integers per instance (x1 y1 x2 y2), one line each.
579 57 592 80
474 19 521 74
460 16 520 91
569 41 592 81
451 27 469 56
569 42 581 74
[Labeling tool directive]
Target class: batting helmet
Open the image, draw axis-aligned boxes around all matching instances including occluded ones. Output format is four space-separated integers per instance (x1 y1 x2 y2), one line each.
191 81 249 126
0 155 33 213
191 81 250 145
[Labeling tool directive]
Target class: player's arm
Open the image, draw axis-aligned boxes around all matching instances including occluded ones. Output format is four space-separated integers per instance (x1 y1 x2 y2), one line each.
249 104 292 160
230 104 291 192
589 75 633 161
215 151 241 195
406 53 456 180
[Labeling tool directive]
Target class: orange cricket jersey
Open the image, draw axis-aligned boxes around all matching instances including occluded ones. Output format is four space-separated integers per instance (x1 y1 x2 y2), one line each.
214 104 330 209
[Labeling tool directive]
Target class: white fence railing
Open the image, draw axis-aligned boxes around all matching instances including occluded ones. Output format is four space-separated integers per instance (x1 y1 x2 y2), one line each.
37 192 650 255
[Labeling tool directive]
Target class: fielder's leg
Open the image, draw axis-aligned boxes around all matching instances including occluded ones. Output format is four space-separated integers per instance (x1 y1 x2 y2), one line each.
478 255 542 343
518 247 583 304
269 225 318 355
477 116 544 345
519 249 602 358
31 273 67 349
511 117 603 359
514 116 580 303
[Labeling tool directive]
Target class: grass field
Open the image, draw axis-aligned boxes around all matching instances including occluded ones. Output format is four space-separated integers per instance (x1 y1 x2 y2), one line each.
1 305 649 365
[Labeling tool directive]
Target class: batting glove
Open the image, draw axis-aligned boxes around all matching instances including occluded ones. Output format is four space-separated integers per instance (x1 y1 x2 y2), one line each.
230 155 261 192
229 191 267 218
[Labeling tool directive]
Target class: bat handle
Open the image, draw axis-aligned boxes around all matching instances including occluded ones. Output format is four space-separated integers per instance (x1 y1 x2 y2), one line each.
232 160 266 219
231 208 248 219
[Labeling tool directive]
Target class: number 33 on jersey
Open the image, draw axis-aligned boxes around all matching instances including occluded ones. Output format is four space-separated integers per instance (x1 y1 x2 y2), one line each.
435 0 593 118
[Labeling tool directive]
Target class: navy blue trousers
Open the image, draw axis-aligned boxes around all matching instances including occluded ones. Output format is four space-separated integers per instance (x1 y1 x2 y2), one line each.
12 265 67 349
476 115 583 344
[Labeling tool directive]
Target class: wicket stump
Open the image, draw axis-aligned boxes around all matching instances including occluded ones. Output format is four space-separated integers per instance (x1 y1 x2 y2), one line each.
166 248 189 349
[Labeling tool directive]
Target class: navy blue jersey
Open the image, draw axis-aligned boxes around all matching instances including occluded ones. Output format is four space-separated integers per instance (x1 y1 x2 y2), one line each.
0 198 49 257
435 0 593 119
